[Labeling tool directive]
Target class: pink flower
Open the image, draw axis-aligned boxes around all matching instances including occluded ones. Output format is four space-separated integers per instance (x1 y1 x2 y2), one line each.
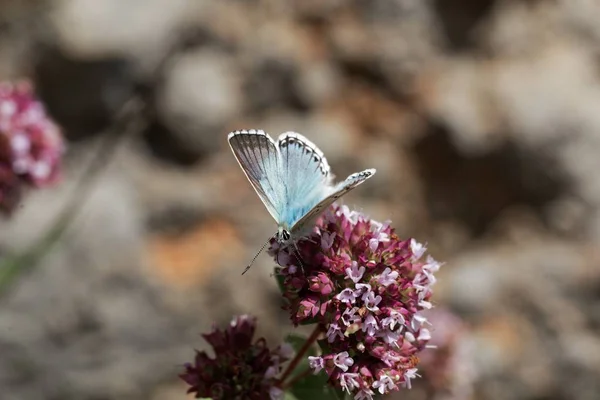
336 288 358 303
355 388 375 400
327 323 344 343
410 239 427 261
345 262 365 283
363 290 382 312
403 368 420 389
362 313 379 336
308 356 325 373
334 351 354 372
308 272 334 295
378 267 399 286
340 372 361 393
381 310 406 331
373 374 395 394
180 315 290 399
341 307 361 326
0 81 64 214
270 205 442 397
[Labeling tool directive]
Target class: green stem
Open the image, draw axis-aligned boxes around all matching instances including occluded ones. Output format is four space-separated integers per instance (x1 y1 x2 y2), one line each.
277 324 322 387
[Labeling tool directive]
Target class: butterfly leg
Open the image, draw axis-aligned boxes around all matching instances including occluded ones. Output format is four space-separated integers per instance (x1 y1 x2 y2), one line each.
292 242 306 273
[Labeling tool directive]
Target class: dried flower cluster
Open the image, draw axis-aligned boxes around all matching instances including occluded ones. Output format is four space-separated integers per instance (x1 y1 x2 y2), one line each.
270 205 441 399
180 315 292 400
0 81 64 213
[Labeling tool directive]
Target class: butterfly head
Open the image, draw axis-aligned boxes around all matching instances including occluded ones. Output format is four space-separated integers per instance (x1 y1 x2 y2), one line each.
276 225 292 245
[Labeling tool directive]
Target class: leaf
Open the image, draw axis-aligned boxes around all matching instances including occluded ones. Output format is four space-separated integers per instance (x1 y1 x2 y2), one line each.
286 333 308 353
316 338 332 356
290 370 347 400
285 335 348 400
284 333 316 379
284 392 300 400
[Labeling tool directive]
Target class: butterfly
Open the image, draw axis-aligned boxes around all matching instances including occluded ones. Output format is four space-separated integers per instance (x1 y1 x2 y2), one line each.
228 129 376 273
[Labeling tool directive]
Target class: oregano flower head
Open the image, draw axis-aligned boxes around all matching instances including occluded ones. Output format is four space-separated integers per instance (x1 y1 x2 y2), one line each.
270 205 441 399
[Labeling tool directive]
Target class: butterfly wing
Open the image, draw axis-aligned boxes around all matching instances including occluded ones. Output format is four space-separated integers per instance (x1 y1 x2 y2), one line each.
277 132 333 228
290 168 376 236
228 129 284 222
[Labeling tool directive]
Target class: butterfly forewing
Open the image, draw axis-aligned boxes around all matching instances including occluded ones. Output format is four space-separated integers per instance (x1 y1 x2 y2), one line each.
289 168 376 236
277 132 332 228
228 129 284 222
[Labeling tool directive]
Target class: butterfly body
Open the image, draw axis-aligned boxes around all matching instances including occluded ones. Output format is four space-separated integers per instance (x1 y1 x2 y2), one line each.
228 129 376 250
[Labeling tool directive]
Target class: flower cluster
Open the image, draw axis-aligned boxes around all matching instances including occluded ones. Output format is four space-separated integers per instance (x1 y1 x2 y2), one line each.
0 81 64 213
180 315 292 400
270 205 441 399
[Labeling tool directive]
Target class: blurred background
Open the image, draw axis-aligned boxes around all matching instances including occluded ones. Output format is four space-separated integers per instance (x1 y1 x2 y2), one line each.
1 0 600 399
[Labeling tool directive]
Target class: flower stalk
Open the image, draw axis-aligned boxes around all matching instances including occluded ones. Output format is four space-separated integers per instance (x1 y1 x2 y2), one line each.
277 324 322 386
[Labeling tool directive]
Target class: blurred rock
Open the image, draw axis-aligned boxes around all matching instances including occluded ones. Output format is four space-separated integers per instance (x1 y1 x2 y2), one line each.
50 0 195 66
153 48 242 164
432 0 496 50
33 47 134 140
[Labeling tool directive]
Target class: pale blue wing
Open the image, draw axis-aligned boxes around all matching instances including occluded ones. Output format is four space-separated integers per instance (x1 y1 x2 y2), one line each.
290 168 376 236
228 129 283 222
277 132 333 228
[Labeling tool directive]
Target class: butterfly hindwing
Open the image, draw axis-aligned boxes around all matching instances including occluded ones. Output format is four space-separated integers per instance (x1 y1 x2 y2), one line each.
289 168 376 236
277 132 333 228
228 129 284 222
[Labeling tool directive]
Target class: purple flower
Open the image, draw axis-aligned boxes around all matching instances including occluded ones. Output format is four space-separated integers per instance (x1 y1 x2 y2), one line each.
381 310 406 330
340 372 361 393
327 322 344 343
362 313 379 336
377 267 399 286
270 205 442 398
345 261 365 283
363 290 382 312
308 356 325 373
180 315 290 399
341 307 360 326
0 81 64 214
410 238 427 261
373 374 395 394
334 351 355 372
336 288 358 303
355 388 375 400
403 368 420 389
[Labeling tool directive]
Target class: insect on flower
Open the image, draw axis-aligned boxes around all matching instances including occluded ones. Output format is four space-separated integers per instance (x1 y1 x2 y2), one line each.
228 129 375 273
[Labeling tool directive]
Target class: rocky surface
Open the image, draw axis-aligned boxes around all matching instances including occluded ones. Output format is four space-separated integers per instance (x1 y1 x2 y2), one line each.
0 0 599 399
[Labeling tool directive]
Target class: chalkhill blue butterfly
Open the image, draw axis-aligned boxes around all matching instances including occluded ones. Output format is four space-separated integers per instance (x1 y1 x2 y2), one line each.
228 129 376 273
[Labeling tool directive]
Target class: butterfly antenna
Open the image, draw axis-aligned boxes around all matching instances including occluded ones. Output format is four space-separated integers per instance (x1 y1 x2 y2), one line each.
242 234 276 275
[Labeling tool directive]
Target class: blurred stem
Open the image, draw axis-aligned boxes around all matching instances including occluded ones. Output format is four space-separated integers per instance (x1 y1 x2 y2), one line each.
0 97 145 295
278 324 322 387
